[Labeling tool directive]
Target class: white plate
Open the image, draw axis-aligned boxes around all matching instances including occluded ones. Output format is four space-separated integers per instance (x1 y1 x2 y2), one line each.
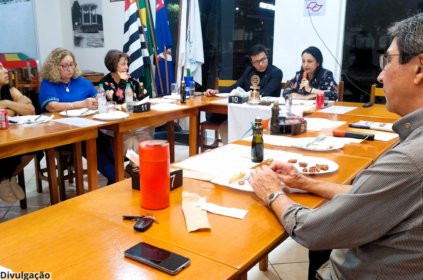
148 98 175 104
215 93 230 97
211 171 255 192
8 115 52 125
292 137 344 151
59 109 97 117
284 156 339 174
93 111 129 120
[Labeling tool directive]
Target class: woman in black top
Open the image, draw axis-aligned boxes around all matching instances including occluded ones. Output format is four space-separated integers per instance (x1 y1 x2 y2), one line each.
0 62 42 204
287 46 339 101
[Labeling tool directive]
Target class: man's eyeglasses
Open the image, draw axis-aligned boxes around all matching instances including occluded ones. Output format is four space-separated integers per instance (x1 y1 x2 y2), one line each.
59 62 77 70
379 54 401 70
252 57 268 66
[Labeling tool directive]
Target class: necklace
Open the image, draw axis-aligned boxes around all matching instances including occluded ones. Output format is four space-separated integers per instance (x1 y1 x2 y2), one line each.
61 79 71 92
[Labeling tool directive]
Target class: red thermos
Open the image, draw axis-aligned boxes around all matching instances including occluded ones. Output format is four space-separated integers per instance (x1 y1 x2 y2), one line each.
139 140 170 209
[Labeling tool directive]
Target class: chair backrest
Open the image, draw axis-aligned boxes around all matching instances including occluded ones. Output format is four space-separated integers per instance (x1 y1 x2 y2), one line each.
215 78 237 89
281 80 291 89
337 81 344 101
370 84 385 103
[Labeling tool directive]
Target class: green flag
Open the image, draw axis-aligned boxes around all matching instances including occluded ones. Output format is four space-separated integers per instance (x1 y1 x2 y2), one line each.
138 0 156 97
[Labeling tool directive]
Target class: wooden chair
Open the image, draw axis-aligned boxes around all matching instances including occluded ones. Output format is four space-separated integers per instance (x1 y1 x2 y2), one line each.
198 79 237 152
337 81 344 101
370 84 385 103
281 80 291 89
34 150 87 202
8 69 40 94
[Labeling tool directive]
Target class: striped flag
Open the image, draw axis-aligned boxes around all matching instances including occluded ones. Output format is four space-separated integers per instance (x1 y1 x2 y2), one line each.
123 0 150 81
138 0 155 97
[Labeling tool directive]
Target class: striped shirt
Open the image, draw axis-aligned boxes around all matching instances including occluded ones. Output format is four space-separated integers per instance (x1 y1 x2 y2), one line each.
281 107 423 279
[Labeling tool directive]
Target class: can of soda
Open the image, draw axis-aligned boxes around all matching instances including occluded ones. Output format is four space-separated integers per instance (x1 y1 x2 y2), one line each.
0 110 9 129
316 93 324 109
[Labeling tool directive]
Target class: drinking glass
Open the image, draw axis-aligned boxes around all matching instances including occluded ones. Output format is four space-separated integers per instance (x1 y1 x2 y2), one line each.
171 83 178 96
107 101 116 112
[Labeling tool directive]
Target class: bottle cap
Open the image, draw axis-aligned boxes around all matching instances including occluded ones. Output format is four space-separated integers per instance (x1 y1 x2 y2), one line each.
99 83 103 87
181 80 185 84
140 82 143 86
255 116 262 121
126 83 130 86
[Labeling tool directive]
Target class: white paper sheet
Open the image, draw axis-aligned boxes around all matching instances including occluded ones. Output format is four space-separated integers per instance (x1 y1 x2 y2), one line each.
194 197 249 219
53 117 105 127
242 135 300 147
374 132 399 142
318 106 357 114
210 99 228 104
173 152 261 175
151 103 186 111
0 265 12 274
211 143 289 159
304 118 346 129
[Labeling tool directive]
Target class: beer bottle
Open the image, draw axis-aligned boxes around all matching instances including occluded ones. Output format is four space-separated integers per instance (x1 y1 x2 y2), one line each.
138 82 145 101
251 117 264 163
270 100 280 135
180 80 186 103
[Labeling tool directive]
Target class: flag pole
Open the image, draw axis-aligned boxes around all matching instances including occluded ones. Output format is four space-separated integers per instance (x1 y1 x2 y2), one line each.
164 46 170 93
135 0 158 97
144 0 165 94
175 0 183 83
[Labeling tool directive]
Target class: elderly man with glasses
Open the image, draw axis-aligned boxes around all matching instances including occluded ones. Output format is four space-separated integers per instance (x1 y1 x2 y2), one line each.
248 14 423 280
206 44 283 97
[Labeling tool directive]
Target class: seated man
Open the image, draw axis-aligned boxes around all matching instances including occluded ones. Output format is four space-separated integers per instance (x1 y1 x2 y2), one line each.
248 14 423 280
206 44 283 144
0 62 40 204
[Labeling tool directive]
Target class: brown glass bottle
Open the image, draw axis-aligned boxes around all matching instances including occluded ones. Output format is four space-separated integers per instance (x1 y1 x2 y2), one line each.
251 117 264 162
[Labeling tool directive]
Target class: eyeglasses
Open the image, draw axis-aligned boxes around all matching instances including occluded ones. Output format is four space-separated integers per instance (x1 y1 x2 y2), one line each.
379 54 401 70
59 62 77 70
252 57 268 66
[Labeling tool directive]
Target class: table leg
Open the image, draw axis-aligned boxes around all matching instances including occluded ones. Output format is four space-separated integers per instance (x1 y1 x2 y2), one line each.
86 139 98 191
114 131 125 182
189 113 198 156
235 273 248 280
72 142 84 195
167 121 175 163
46 148 59 205
259 255 268 271
17 170 26 209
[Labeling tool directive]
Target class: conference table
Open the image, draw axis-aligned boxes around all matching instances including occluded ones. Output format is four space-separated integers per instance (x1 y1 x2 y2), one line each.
0 120 99 205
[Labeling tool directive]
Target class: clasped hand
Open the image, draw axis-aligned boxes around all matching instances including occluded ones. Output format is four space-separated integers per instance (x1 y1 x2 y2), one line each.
248 161 305 203
299 78 311 93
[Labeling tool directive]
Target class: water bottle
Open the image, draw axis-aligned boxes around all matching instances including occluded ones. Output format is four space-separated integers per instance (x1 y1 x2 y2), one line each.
97 84 107 113
125 83 134 113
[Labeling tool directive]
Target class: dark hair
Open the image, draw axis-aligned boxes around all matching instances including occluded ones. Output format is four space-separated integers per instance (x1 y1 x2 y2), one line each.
104 50 130 72
249 44 268 58
388 13 423 64
300 46 323 78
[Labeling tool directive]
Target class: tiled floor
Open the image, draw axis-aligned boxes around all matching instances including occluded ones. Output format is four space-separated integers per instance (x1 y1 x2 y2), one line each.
0 144 309 280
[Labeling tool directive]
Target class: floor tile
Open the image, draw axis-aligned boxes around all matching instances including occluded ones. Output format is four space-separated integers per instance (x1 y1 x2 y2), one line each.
269 239 309 264
248 264 281 280
272 262 309 280
0 206 44 223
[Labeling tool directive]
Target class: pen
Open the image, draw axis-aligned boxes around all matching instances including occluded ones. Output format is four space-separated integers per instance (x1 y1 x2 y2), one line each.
333 130 375 141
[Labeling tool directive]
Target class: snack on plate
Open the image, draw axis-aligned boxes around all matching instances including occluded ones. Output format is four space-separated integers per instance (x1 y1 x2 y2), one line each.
288 159 297 163
316 164 329 171
329 146 335 149
299 162 308 167
238 181 245 185
302 168 308 172
229 172 246 184
315 166 321 172
265 158 274 165
309 166 316 172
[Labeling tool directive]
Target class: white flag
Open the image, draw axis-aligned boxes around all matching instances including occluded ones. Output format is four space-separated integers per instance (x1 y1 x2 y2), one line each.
185 0 204 85
176 0 188 87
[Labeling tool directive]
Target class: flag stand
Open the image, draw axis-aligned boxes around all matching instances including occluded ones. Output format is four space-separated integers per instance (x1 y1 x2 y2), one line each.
135 0 158 97
144 0 165 94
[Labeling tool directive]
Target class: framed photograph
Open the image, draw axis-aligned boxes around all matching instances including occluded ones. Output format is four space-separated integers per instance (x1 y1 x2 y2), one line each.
70 0 104 48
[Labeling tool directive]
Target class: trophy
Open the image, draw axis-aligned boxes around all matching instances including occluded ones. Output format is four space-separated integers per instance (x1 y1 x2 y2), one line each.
248 75 261 105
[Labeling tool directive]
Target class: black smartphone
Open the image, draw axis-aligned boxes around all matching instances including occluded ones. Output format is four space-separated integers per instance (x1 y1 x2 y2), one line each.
124 242 190 275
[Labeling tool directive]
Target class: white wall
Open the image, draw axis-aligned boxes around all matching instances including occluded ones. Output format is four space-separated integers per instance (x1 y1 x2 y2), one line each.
0 1 38 59
273 0 347 83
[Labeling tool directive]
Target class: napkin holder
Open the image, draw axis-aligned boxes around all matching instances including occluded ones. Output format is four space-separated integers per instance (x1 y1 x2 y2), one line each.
131 168 183 191
133 102 151 113
278 117 307 135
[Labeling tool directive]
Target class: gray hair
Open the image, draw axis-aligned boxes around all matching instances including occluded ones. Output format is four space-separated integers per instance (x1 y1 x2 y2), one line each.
388 13 423 64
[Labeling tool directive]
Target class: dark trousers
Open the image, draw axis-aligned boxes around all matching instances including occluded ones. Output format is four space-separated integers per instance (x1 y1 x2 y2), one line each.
308 250 332 280
0 151 44 181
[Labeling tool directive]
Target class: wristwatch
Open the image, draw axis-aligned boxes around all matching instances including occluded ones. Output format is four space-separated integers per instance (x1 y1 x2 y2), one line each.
267 191 285 206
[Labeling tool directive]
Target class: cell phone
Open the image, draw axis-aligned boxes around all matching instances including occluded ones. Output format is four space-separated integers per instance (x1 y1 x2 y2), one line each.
363 102 374 107
124 242 191 275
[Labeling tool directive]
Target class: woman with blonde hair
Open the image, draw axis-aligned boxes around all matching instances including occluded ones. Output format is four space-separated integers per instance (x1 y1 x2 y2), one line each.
39 48 116 185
